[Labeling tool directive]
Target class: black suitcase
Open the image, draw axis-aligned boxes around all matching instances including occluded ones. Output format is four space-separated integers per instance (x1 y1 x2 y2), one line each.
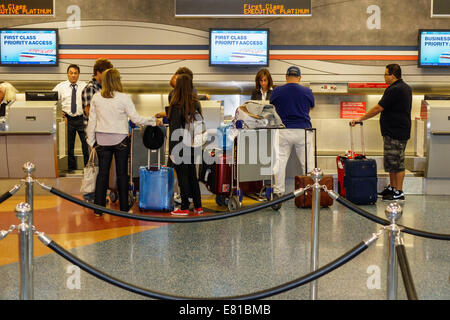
343 122 377 205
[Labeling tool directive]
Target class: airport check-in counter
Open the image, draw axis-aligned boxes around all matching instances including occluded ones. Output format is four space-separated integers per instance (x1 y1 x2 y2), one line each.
424 100 450 178
0 100 59 178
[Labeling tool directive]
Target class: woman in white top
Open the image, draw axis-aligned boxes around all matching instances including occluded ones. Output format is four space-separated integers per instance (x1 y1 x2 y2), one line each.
86 68 159 215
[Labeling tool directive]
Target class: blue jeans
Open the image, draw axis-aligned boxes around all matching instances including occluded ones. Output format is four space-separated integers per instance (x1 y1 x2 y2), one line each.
94 136 130 213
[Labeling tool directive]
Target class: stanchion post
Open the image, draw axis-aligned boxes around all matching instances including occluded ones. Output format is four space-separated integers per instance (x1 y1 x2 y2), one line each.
22 162 35 299
385 202 402 300
15 202 33 300
310 168 322 300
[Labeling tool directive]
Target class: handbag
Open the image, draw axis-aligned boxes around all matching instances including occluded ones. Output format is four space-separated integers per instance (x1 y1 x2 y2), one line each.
80 148 99 194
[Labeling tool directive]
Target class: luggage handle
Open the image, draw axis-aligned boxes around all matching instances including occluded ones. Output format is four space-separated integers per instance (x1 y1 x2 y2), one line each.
147 148 161 171
348 121 365 158
304 128 317 175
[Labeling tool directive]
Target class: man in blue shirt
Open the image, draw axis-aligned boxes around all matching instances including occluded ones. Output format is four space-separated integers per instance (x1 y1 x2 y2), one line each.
270 66 315 195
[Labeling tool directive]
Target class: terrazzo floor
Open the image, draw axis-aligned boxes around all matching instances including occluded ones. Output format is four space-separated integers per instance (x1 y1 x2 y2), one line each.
0 190 448 301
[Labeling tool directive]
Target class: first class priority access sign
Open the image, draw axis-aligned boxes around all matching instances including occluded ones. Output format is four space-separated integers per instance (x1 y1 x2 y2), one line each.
0 0 54 16
175 0 311 17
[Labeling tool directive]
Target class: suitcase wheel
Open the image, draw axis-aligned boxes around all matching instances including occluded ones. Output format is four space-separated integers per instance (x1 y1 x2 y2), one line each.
216 194 226 207
227 195 241 212
109 190 118 203
271 193 282 211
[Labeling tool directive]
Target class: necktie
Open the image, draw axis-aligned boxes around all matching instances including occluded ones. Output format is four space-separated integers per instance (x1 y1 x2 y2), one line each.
71 83 77 115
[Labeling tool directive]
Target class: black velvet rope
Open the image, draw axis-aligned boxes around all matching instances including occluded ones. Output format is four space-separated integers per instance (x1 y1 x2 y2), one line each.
396 244 419 300
45 238 369 300
45 185 295 223
0 191 13 205
335 196 450 241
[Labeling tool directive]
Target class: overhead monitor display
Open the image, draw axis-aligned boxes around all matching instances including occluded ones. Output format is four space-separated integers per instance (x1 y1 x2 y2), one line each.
0 29 58 66
418 29 450 67
209 29 269 67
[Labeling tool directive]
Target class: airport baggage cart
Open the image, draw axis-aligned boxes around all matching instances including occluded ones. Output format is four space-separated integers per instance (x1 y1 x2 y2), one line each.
229 128 280 211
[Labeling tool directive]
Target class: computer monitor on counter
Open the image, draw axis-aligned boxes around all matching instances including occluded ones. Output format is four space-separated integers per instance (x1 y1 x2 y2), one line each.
25 91 58 101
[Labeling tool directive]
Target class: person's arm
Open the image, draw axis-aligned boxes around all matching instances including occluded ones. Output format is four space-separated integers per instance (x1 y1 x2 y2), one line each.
85 98 97 147
0 87 5 103
155 111 167 118
81 86 93 117
351 104 384 126
124 95 156 126
170 73 177 88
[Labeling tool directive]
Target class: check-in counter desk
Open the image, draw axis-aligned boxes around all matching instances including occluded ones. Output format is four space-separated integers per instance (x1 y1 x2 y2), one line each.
0 100 59 178
424 100 450 178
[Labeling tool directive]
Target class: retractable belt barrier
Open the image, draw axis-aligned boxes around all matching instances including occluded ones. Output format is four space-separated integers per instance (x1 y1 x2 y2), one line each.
1 162 449 300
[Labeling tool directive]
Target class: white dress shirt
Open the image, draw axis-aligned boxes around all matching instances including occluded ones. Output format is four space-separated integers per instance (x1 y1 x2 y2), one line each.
53 80 87 117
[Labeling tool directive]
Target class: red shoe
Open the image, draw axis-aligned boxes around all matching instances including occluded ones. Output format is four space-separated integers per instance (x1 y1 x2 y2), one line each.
171 208 189 216
194 207 204 214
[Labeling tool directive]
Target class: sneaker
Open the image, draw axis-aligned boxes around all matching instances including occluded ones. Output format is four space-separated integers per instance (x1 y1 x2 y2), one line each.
194 207 204 214
378 185 394 198
171 208 189 216
382 190 405 201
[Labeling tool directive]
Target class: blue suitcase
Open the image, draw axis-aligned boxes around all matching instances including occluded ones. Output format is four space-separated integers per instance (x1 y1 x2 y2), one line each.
139 149 174 211
344 158 377 205
343 122 377 205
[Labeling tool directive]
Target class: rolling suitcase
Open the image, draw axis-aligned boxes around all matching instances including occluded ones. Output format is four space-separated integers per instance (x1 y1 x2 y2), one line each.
139 148 174 211
295 128 334 208
339 122 377 205
199 149 232 206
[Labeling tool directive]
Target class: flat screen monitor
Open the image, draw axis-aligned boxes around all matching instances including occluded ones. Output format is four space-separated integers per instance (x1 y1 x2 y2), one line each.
418 29 450 67
209 29 269 67
0 29 58 66
25 91 58 101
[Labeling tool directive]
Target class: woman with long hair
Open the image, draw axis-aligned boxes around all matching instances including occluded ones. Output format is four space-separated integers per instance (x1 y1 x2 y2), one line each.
168 73 203 215
86 68 159 216
251 68 274 101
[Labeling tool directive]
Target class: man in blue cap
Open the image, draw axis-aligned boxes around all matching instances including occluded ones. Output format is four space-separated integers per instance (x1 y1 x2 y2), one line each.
270 66 315 196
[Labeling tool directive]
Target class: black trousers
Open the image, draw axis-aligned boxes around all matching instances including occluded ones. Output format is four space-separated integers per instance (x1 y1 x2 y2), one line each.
67 115 89 170
174 149 202 210
94 136 130 213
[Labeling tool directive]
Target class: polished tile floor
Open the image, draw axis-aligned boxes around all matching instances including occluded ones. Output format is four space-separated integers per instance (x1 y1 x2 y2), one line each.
0 187 449 300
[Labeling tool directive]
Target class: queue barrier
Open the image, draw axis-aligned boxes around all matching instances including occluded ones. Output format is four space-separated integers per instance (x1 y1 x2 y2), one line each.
0 163 449 300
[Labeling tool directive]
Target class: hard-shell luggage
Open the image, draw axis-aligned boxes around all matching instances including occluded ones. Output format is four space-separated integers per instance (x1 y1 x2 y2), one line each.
199 149 232 195
139 148 174 211
338 122 377 205
295 128 334 208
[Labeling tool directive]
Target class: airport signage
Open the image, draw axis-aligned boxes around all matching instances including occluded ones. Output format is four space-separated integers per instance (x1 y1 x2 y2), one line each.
175 0 311 17
340 102 367 119
0 0 54 16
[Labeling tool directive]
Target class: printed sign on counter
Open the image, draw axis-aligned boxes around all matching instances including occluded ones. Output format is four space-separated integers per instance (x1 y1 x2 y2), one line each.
340 102 366 119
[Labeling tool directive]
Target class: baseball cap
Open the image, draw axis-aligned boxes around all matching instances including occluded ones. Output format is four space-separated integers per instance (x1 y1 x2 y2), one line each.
286 66 301 77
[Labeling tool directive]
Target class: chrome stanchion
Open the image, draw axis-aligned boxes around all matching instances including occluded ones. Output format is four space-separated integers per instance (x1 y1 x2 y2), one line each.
385 202 402 300
22 162 35 299
15 202 33 300
310 168 322 300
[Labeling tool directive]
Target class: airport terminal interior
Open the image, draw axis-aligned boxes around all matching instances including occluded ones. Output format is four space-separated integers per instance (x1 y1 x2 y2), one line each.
0 1 449 301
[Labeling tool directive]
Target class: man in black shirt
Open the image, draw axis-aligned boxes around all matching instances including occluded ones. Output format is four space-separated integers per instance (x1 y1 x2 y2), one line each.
351 64 412 201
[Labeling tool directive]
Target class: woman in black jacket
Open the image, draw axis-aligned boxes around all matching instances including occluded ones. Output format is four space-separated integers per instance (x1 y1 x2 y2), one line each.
250 68 274 101
168 73 203 215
